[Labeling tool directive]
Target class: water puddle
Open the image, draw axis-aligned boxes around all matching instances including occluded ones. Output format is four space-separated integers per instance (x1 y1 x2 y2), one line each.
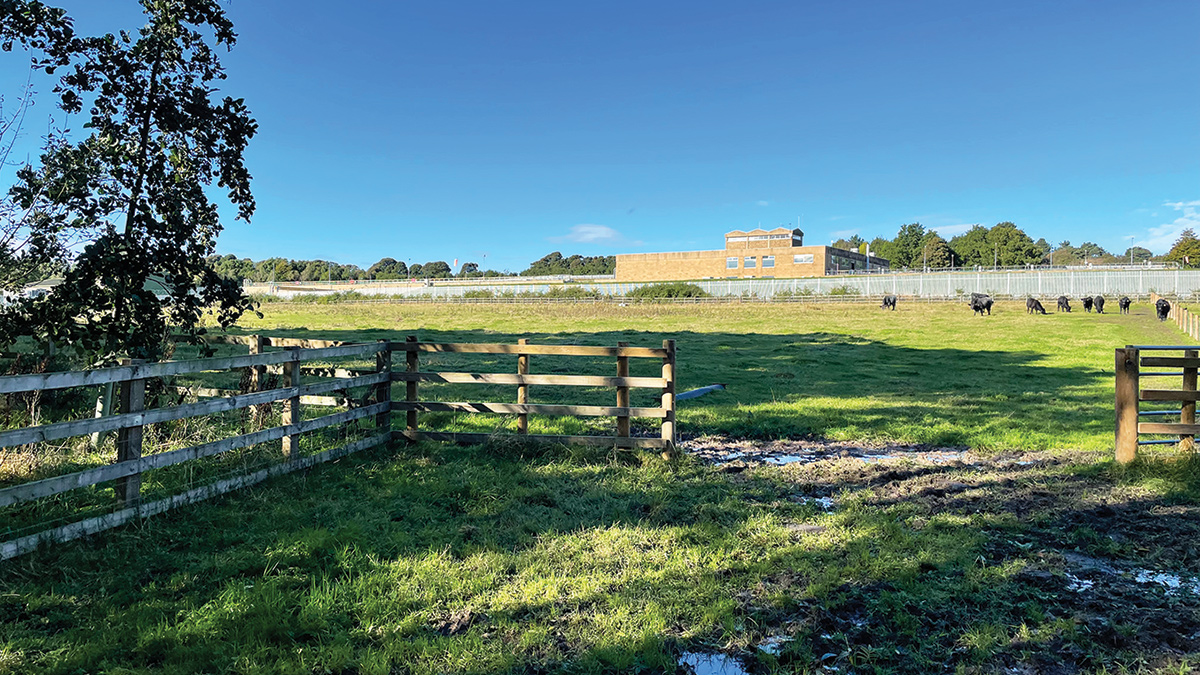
758 635 791 655
678 651 750 675
1061 553 1200 596
687 435 974 467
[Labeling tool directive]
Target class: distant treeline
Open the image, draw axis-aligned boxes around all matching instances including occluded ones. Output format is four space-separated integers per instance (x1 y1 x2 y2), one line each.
208 251 615 282
833 221 1162 269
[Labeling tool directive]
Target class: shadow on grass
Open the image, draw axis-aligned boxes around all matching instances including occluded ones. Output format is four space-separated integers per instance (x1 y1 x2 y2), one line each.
208 325 1116 451
3 441 1199 674
0 322 1165 672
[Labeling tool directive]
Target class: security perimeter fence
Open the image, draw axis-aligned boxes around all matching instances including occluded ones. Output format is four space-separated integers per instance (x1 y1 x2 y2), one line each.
248 268 1200 301
0 337 676 560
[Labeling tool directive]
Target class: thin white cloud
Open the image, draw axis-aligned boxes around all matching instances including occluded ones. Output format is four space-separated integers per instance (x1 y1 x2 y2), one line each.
831 228 860 238
930 223 975 237
548 224 642 246
1133 200 1200 254
756 200 769 207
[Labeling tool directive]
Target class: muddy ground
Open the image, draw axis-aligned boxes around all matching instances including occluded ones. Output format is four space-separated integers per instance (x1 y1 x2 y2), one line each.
681 436 1200 674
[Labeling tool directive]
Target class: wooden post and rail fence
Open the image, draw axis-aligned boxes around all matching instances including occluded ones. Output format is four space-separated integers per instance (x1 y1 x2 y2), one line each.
0 336 676 560
1114 295 1200 462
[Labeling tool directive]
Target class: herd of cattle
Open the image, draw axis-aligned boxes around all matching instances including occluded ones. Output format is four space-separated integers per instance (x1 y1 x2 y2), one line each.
878 294 1173 321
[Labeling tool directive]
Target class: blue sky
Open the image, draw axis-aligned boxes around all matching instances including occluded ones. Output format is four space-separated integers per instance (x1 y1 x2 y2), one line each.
3 1 1197 272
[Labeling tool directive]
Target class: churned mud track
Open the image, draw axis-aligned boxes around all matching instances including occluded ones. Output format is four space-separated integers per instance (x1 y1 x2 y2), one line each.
682 436 1200 673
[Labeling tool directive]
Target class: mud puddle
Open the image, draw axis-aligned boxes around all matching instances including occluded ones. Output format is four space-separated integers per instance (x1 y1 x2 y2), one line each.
684 435 980 467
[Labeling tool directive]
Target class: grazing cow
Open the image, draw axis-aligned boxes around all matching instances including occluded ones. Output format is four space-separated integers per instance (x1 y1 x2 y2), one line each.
1157 298 1171 321
969 294 993 316
1057 296 1071 312
1081 296 1094 313
1119 297 1131 314
1094 296 1105 314
1026 298 1047 315
881 294 897 310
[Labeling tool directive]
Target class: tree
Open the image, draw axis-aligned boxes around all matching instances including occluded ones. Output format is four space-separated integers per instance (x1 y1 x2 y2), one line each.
521 252 615 276
889 223 926 268
2 0 257 363
458 262 479 276
1166 229 1200 268
0 1 79 291
948 225 990 267
367 257 407 279
1078 242 1108 260
1122 246 1152 263
987 222 1041 266
420 261 452 278
919 232 953 269
867 237 897 265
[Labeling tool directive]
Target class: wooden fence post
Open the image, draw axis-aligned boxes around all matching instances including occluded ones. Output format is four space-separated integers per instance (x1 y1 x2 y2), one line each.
376 340 392 437
249 334 265 428
282 348 301 459
1183 349 1197 452
616 341 630 445
1115 347 1139 464
115 359 145 507
517 338 529 434
406 335 419 436
90 381 115 449
661 339 676 457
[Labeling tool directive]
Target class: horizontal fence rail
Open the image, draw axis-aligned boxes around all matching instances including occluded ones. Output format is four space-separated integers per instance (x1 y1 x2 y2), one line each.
393 337 676 452
0 338 394 560
0 334 680 560
1115 340 1200 463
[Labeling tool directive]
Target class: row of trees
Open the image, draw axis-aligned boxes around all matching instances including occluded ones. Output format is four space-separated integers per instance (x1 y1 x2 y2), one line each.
207 251 617 282
833 222 1158 269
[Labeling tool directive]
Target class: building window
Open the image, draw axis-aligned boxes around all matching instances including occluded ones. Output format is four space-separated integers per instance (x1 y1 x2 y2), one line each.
793 254 814 264
749 235 769 241
762 255 775 268
726 236 747 243
744 256 757 268
726 257 738 269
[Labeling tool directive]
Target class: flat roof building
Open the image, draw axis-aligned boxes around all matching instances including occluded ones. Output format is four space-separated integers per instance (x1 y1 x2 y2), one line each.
614 228 889 282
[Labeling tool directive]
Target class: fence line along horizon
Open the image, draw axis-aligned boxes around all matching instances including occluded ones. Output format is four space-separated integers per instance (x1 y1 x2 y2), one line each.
246 267 1200 301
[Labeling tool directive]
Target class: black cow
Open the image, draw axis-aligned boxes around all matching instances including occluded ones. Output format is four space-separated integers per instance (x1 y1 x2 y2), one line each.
1081 296 1094 313
1057 296 1071 312
1094 296 1105 314
1157 298 1171 321
1026 298 1046 314
881 294 897 310
969 294 993 316
1119 297 1131 314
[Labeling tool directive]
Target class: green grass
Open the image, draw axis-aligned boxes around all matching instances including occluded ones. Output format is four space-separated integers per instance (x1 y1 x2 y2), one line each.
232 300 1182 451
2 300 1198 674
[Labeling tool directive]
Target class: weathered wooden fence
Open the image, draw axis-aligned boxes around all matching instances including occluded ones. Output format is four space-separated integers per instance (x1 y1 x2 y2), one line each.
1114 345 1200 463
0 336 676 559
1149 292 1200 340
392 337 676 450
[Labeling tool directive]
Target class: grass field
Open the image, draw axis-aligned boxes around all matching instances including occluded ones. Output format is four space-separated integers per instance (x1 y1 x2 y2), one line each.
237 299 1182 451
2 300 1199 674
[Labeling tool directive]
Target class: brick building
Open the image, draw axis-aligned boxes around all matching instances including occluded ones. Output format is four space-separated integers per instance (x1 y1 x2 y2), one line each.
614 228 889 282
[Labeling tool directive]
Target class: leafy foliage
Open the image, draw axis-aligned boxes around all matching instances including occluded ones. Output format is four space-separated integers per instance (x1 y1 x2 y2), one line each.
1166 229 1200 268
1 0 257 363
627 282 709 299
521 251 615 276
